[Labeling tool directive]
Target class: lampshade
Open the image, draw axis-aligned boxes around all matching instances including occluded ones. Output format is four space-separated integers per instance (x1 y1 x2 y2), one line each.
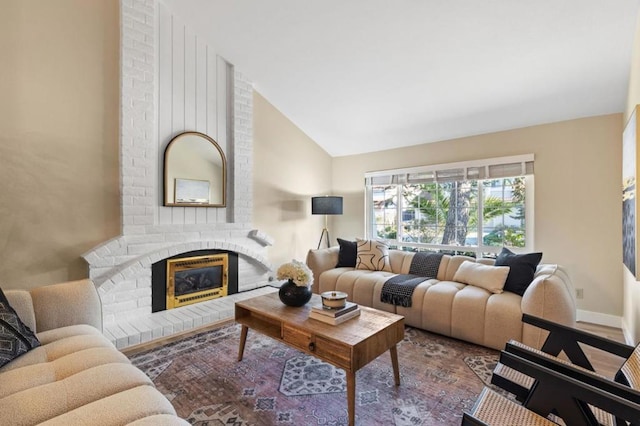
311 196 343 215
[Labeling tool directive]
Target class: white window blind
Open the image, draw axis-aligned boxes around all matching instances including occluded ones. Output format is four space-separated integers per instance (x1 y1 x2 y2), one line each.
365 154 534 186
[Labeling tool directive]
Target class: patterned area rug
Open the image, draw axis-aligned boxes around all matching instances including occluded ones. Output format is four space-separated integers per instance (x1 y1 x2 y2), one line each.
129 322 499 425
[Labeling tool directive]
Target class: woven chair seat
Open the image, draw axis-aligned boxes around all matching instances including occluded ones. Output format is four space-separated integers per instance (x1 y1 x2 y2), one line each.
547 405 614 426
470 387 558 425
620 347 640 389
547 406 614 426
493 362 534 389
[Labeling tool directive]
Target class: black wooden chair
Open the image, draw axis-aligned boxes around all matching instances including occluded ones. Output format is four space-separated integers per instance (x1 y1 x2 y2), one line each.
464 350 640 425
486 313 640 425
492 314 637 397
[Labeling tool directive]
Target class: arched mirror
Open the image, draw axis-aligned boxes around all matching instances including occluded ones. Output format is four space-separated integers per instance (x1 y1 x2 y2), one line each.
164 132 226 207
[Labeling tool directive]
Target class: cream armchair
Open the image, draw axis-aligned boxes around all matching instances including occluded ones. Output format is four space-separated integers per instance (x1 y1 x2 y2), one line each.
1 279 189 426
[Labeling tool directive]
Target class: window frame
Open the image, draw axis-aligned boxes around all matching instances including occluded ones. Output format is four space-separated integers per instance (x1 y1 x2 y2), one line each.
364 155 535 257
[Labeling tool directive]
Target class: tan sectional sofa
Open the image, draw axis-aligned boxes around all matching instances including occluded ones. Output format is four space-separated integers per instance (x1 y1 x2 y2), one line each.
0 279 189 426
306 247 576 350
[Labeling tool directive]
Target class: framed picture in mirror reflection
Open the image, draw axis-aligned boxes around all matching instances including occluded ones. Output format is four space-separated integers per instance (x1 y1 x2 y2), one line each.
175 178 210 204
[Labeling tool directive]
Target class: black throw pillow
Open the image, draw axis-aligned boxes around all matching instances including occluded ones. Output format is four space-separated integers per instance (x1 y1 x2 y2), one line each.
495 247 543 296
336 238 358 268
0 288 41 368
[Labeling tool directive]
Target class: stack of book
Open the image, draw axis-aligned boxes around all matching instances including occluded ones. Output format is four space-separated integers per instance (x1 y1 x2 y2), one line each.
308 301 360 325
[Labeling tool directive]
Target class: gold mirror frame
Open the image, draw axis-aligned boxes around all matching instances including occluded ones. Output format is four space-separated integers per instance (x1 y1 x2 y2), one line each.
163 132 226 207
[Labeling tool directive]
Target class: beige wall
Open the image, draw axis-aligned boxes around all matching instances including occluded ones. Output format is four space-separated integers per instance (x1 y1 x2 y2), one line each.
626 11 640 123
253 92 333 270
333 115 623 317
0 1 630 328
624 11 640 343
0 0 120 289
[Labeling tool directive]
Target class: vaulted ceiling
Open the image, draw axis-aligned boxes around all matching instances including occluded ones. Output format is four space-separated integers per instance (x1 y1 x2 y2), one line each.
164 0 639 156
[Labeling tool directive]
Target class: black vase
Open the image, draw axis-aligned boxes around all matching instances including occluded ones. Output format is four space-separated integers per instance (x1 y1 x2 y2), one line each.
278 279 312 307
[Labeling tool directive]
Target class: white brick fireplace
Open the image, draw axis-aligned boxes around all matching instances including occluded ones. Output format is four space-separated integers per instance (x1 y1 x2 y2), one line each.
82 0 275 348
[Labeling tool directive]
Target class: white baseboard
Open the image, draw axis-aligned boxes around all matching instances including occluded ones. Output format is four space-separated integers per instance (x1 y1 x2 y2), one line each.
576 309 622 329
621 322 636 346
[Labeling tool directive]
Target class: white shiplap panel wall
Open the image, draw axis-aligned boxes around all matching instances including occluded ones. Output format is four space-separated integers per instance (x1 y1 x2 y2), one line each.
217 56 230 223
195 39 207 134
170 11 186 224
206 47 218 147
195 38 209 224
184 26 196 132
157 5 173 224
183 26 197 225
156 3 230 225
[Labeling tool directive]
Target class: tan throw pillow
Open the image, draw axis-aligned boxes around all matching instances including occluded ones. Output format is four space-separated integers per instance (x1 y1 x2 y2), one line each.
355 239 392 272
452 260 510 294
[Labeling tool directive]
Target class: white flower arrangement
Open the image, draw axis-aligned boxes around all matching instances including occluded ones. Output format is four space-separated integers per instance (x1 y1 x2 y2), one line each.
276 260 313 287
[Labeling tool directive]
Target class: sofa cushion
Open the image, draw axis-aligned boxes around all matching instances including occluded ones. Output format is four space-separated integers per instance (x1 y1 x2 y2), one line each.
452 261 509 294
126 414 192 425
0 363 153 425
0 288 41 368
495 248 543 296
30 279 102 333
1 333 113 372
0 347 131 399
443 255 476 281
336 238 358 267
355 239 392 272
38 385 181 426
37 324 104 345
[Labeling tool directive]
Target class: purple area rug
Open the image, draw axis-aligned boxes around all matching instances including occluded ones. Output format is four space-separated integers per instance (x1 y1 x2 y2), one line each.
128 321 498 425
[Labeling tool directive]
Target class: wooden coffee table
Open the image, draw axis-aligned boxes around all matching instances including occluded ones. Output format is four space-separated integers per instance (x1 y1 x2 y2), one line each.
235 292 404 426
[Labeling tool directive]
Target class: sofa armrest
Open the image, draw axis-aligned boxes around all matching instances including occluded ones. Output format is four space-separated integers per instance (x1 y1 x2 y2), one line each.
306 247 339 293
30 279 102 333
521 265 576 349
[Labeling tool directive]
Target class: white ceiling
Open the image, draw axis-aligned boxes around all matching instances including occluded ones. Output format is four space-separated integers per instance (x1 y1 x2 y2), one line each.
164 0 640 157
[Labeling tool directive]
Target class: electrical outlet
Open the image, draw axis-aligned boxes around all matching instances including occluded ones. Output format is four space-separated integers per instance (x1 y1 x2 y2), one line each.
575 288 584 299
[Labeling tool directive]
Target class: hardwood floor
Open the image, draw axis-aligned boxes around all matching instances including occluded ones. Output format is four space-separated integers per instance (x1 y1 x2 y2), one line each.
576 321 628 378
121 318 234 357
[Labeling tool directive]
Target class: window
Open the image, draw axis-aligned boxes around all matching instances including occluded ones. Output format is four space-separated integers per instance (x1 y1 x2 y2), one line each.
365 155 534 257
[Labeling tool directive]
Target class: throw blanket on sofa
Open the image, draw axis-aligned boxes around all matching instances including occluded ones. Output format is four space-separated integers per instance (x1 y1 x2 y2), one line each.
408 252 444 277
381 252 444 307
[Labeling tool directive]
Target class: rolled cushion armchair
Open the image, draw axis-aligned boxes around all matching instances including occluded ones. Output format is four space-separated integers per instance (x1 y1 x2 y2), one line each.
0 279 189 426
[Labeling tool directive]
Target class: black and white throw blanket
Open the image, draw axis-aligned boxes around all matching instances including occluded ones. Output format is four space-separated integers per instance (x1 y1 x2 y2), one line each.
380 252 444 307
